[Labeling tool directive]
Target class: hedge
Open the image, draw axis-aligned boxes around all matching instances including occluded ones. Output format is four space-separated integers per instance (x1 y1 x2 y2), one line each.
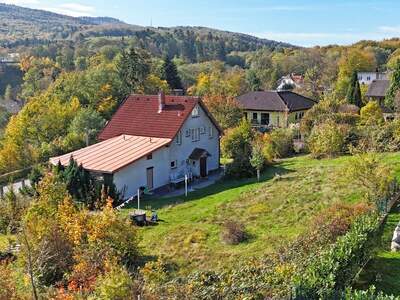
292 213 382 299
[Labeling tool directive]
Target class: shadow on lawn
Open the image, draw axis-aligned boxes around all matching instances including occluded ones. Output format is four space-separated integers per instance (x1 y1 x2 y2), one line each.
354 255 400 296
122 164 292 212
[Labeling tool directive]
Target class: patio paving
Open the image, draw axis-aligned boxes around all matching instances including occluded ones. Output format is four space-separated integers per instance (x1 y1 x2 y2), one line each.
155 170 223 198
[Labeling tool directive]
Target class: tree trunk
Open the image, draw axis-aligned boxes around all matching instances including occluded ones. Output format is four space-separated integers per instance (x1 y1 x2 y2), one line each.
257 169 260 182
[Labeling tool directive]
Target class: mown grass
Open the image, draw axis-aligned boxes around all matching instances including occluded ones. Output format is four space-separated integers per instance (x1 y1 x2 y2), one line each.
353 204 400 295
121 153 400 276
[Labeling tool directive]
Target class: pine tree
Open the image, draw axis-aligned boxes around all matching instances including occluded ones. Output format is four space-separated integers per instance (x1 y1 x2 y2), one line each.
161 56 183 90
117 47 150 96
386 59 400 110
346 71 362 107
4 84 12 101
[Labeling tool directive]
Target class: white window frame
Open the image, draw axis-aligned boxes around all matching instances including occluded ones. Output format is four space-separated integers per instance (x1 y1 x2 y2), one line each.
192 106 199 117
176 130 182 145
191 128 200 142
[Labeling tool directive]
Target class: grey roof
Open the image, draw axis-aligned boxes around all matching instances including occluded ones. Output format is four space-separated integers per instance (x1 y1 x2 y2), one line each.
366 80 390 98
236 91 316 112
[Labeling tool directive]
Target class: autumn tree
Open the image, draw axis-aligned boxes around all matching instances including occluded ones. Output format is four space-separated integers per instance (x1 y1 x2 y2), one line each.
359 101 384 126
336 48 376 98
203 95 242 130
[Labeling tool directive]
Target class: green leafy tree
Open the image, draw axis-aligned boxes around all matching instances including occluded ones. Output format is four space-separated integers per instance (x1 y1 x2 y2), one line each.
246 69 262 91
117 47 150 96
250 137 264 181
67 108 106 146
161 55 182 90
221 119 254 177
307 121 349 158
346 71 362 107
386 59 400 109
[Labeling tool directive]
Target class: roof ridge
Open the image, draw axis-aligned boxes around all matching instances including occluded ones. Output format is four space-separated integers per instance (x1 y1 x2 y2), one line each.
276 91 290 111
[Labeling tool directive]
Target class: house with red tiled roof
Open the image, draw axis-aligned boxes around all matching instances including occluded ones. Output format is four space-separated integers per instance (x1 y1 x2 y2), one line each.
50 92 222 199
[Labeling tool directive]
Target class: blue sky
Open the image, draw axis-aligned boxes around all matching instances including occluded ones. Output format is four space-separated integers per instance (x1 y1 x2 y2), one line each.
3 0 400 46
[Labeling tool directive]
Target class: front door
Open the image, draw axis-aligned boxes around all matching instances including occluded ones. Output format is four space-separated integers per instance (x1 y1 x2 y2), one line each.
200 157 207 177
146 167 154 190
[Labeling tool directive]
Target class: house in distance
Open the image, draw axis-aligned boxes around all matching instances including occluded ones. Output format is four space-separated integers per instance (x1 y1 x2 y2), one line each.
236 90 316 130
50 92 222 199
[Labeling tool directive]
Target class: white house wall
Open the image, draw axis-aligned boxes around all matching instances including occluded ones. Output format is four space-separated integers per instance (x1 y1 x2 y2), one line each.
113 145 170 199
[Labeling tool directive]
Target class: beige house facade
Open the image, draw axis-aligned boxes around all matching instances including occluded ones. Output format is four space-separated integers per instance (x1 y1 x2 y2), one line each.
237 91 316 130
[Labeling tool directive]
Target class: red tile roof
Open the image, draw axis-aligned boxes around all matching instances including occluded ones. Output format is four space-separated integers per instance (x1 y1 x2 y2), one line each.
98 94 221 141
50 135 171 173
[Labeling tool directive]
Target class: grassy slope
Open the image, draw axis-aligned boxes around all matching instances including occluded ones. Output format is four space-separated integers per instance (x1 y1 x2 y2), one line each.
121 153 400 276
354 205 400 295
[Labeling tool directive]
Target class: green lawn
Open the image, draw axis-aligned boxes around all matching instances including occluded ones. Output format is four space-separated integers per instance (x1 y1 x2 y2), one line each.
121 153 400 276
354 204 400 295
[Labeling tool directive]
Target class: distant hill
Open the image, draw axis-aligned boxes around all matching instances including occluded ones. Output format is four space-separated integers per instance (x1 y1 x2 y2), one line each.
0 3 294 56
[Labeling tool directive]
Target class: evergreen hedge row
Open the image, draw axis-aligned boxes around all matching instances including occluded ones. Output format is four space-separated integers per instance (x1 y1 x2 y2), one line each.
293 213 382 299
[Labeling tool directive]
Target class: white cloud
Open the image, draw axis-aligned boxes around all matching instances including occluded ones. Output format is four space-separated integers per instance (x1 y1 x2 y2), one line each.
2 0 39 4
41 3 96 17
251 28 400 47
379 25 400 34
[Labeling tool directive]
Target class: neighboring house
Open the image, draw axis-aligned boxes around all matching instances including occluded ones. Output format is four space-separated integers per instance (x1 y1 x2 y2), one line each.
365 79 394 120
236 90 316 130
50 92 222 199
357 71 388 85
277 73 304 91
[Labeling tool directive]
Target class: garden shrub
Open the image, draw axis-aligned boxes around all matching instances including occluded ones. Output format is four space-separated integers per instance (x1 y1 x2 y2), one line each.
345 286 400 300
263 127 294 160
221 119 254 178
220 220 246 245
91 261 137 300
307 121 350 158
359 101 384 126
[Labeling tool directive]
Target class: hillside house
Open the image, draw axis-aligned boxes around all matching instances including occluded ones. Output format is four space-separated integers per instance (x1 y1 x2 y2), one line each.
365 79 394 120
50 92 222 199
277 73 304 91
236 91 316 130
357 71 389 85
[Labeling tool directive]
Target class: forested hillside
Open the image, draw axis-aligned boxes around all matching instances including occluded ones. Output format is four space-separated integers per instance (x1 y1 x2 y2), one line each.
0 3 292 59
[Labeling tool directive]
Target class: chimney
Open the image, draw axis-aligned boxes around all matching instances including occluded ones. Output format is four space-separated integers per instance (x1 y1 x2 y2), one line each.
158 90 165 113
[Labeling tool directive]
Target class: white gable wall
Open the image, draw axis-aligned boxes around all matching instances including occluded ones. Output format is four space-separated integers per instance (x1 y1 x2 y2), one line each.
169 104 220 178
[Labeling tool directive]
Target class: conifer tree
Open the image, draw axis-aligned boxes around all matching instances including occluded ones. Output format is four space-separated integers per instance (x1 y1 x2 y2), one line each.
386 59 400 110
161 55 183 90
346 71 362 107
117 47 150 96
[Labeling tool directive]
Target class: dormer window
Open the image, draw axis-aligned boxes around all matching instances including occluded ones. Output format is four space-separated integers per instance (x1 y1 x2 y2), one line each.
192 106 199 117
